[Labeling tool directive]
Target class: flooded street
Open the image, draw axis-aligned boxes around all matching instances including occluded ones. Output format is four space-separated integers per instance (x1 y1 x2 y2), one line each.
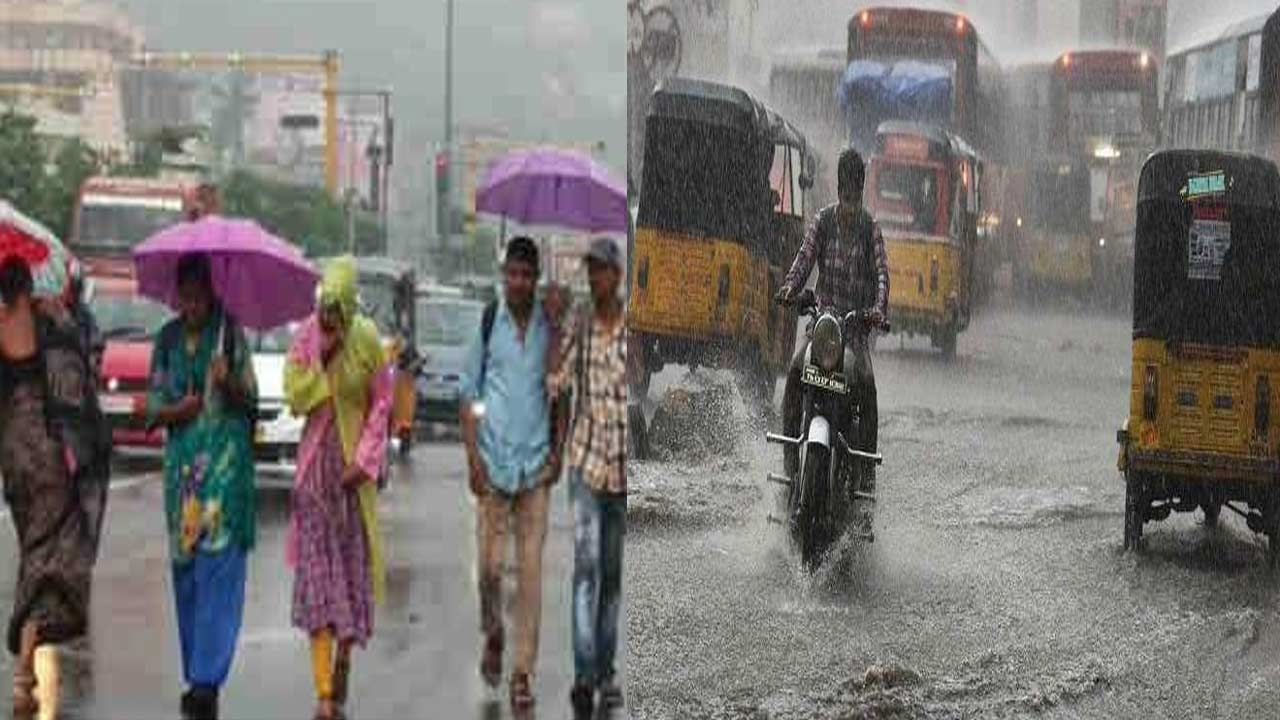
626 300 1280 719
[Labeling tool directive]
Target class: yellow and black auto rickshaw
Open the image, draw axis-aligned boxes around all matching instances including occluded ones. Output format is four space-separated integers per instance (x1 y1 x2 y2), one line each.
865 121 984 357
352 256 420 458
628 77 815 411
1117 150 1280 565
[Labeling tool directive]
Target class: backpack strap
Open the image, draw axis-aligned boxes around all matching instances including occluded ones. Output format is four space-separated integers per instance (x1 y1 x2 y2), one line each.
478 299 498 395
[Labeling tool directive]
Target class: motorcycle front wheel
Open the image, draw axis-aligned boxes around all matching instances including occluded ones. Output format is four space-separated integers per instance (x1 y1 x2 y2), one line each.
793 444 833 572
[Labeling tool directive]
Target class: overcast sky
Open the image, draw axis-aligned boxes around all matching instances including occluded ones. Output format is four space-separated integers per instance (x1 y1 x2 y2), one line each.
119 0 625 219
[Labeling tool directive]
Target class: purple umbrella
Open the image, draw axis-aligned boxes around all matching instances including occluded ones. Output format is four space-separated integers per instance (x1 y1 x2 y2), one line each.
475 148 627 234
133 215 319 330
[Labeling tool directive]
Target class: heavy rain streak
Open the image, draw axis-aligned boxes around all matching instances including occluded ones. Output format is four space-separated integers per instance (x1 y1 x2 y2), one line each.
626 0 1280 717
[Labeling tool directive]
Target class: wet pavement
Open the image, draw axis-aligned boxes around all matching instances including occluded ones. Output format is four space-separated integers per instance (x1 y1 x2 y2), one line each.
0 442 626 719
626 297 1280 719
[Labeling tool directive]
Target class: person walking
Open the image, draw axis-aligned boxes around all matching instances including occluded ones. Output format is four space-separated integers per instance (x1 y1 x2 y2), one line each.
549 238 628 718
283 256 391 720
0 256 110 720
145 253 258 720
459 236 562 710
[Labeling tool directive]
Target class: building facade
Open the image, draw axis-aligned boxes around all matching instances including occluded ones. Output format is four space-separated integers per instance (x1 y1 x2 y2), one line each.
0 0 141 156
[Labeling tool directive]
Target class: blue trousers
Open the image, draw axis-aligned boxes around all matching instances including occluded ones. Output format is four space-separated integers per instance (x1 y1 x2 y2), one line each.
172 548 247 689
571 474 625 685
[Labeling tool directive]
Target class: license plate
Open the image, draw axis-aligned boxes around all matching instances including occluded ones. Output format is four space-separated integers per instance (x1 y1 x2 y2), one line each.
100 394 135 415
801 365 848 394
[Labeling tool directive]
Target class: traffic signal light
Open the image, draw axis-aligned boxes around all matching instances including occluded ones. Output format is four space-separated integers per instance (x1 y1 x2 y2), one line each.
435 151 449 237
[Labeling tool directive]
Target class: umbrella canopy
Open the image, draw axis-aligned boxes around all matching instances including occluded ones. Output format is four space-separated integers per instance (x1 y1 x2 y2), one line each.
475 148 627 234
0 199 70 298
133 215 319 330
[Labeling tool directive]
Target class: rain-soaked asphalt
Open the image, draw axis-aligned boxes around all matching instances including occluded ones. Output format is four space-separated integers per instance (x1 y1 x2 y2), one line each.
0 440 626 719
626 295 1280 719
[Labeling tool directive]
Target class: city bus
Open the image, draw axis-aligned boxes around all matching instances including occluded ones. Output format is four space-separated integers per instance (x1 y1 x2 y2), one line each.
1163 12 1270 155
843 6 1004 162
1010 49 1158 307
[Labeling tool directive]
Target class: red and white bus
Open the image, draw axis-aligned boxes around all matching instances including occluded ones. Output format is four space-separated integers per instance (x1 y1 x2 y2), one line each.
70 177 189 268
1007 49 1157 306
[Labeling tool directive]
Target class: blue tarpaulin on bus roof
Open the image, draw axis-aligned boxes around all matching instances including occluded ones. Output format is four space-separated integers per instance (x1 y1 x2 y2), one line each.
837 59 954 124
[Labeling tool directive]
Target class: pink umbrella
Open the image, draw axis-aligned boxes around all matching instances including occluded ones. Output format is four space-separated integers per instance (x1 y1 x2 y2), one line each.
475 147 627 234
132 215 319 330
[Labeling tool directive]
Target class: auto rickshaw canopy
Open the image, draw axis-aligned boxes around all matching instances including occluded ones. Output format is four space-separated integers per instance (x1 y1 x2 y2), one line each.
1133 149 1280 349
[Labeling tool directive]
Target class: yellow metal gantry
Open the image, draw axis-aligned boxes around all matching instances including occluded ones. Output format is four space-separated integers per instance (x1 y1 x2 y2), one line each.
129 49 341 196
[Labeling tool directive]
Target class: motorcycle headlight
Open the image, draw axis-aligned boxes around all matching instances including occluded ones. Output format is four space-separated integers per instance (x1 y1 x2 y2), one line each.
812 315 842 372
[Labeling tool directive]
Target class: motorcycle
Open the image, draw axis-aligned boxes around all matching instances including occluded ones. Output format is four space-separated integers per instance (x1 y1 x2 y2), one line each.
765 289 887 571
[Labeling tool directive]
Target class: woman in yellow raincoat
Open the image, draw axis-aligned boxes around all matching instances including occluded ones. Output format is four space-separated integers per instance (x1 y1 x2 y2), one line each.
283 257 391 720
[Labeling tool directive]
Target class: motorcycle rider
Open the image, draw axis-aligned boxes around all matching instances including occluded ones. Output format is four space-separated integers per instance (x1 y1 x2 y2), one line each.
773 148 888 481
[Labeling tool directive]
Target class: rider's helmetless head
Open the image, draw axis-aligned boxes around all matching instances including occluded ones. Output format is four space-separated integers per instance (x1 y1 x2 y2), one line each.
837 148 865 219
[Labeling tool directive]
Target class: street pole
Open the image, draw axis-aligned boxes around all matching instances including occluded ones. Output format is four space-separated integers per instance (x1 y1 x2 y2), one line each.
442 0 454 247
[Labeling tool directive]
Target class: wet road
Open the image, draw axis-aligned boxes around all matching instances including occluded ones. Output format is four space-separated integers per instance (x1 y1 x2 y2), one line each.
0 441 626 719
627 299 1280 719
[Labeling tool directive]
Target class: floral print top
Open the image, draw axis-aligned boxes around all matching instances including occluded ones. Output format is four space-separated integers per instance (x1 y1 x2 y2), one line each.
147 308 258 564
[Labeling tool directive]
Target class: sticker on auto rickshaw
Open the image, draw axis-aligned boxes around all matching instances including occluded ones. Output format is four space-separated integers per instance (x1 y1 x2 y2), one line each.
1187 204 1231 281
1180 170 1228 200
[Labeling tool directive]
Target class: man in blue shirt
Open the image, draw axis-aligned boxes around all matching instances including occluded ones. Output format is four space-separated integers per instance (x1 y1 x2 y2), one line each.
459 236 561 710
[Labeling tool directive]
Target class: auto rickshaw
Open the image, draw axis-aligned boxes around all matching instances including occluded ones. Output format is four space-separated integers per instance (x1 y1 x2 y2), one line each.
351 256 420 458
628 77 815 413
1117 150 1280 565
865 122 984 357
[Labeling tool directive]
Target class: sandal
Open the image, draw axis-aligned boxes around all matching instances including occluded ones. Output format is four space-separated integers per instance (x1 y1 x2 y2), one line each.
600 674 625 709
509 672 535 710
312 698 339 720
480 632 502 688
12 670 37 717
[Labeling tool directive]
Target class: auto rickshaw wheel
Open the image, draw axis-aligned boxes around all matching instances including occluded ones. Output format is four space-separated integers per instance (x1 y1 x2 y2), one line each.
1201 501 1221 529
627 402 650 461
1123 471 1145 552
938 327 958 359
1266 494 1280 570
631 365 652 403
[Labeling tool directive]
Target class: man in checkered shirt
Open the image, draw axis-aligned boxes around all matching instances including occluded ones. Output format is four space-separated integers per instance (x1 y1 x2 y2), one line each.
774 148 889 473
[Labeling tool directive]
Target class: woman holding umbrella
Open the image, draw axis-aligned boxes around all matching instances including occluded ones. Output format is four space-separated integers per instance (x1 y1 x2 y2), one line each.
0 204 110 719
133 212 319 720
283 256 390 720
146 253 258 720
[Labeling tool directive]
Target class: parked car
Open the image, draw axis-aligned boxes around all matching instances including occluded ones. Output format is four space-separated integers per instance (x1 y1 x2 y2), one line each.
415 288 485 431
89 274 170 454
250 324 304 484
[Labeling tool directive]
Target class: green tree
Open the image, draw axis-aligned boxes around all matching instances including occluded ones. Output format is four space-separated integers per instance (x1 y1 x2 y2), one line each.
0 111 48 219
41 138 101 239
221 170 384 258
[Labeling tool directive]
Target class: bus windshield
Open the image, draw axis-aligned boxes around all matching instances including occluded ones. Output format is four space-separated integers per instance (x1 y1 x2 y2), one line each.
76 198 183 253
1067 89 1144 144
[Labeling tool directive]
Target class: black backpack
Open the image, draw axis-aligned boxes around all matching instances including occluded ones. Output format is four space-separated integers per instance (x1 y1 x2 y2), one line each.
478 299 498 394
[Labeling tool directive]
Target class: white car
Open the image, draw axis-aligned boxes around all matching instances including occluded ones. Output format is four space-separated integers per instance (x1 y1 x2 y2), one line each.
251 326 304 485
